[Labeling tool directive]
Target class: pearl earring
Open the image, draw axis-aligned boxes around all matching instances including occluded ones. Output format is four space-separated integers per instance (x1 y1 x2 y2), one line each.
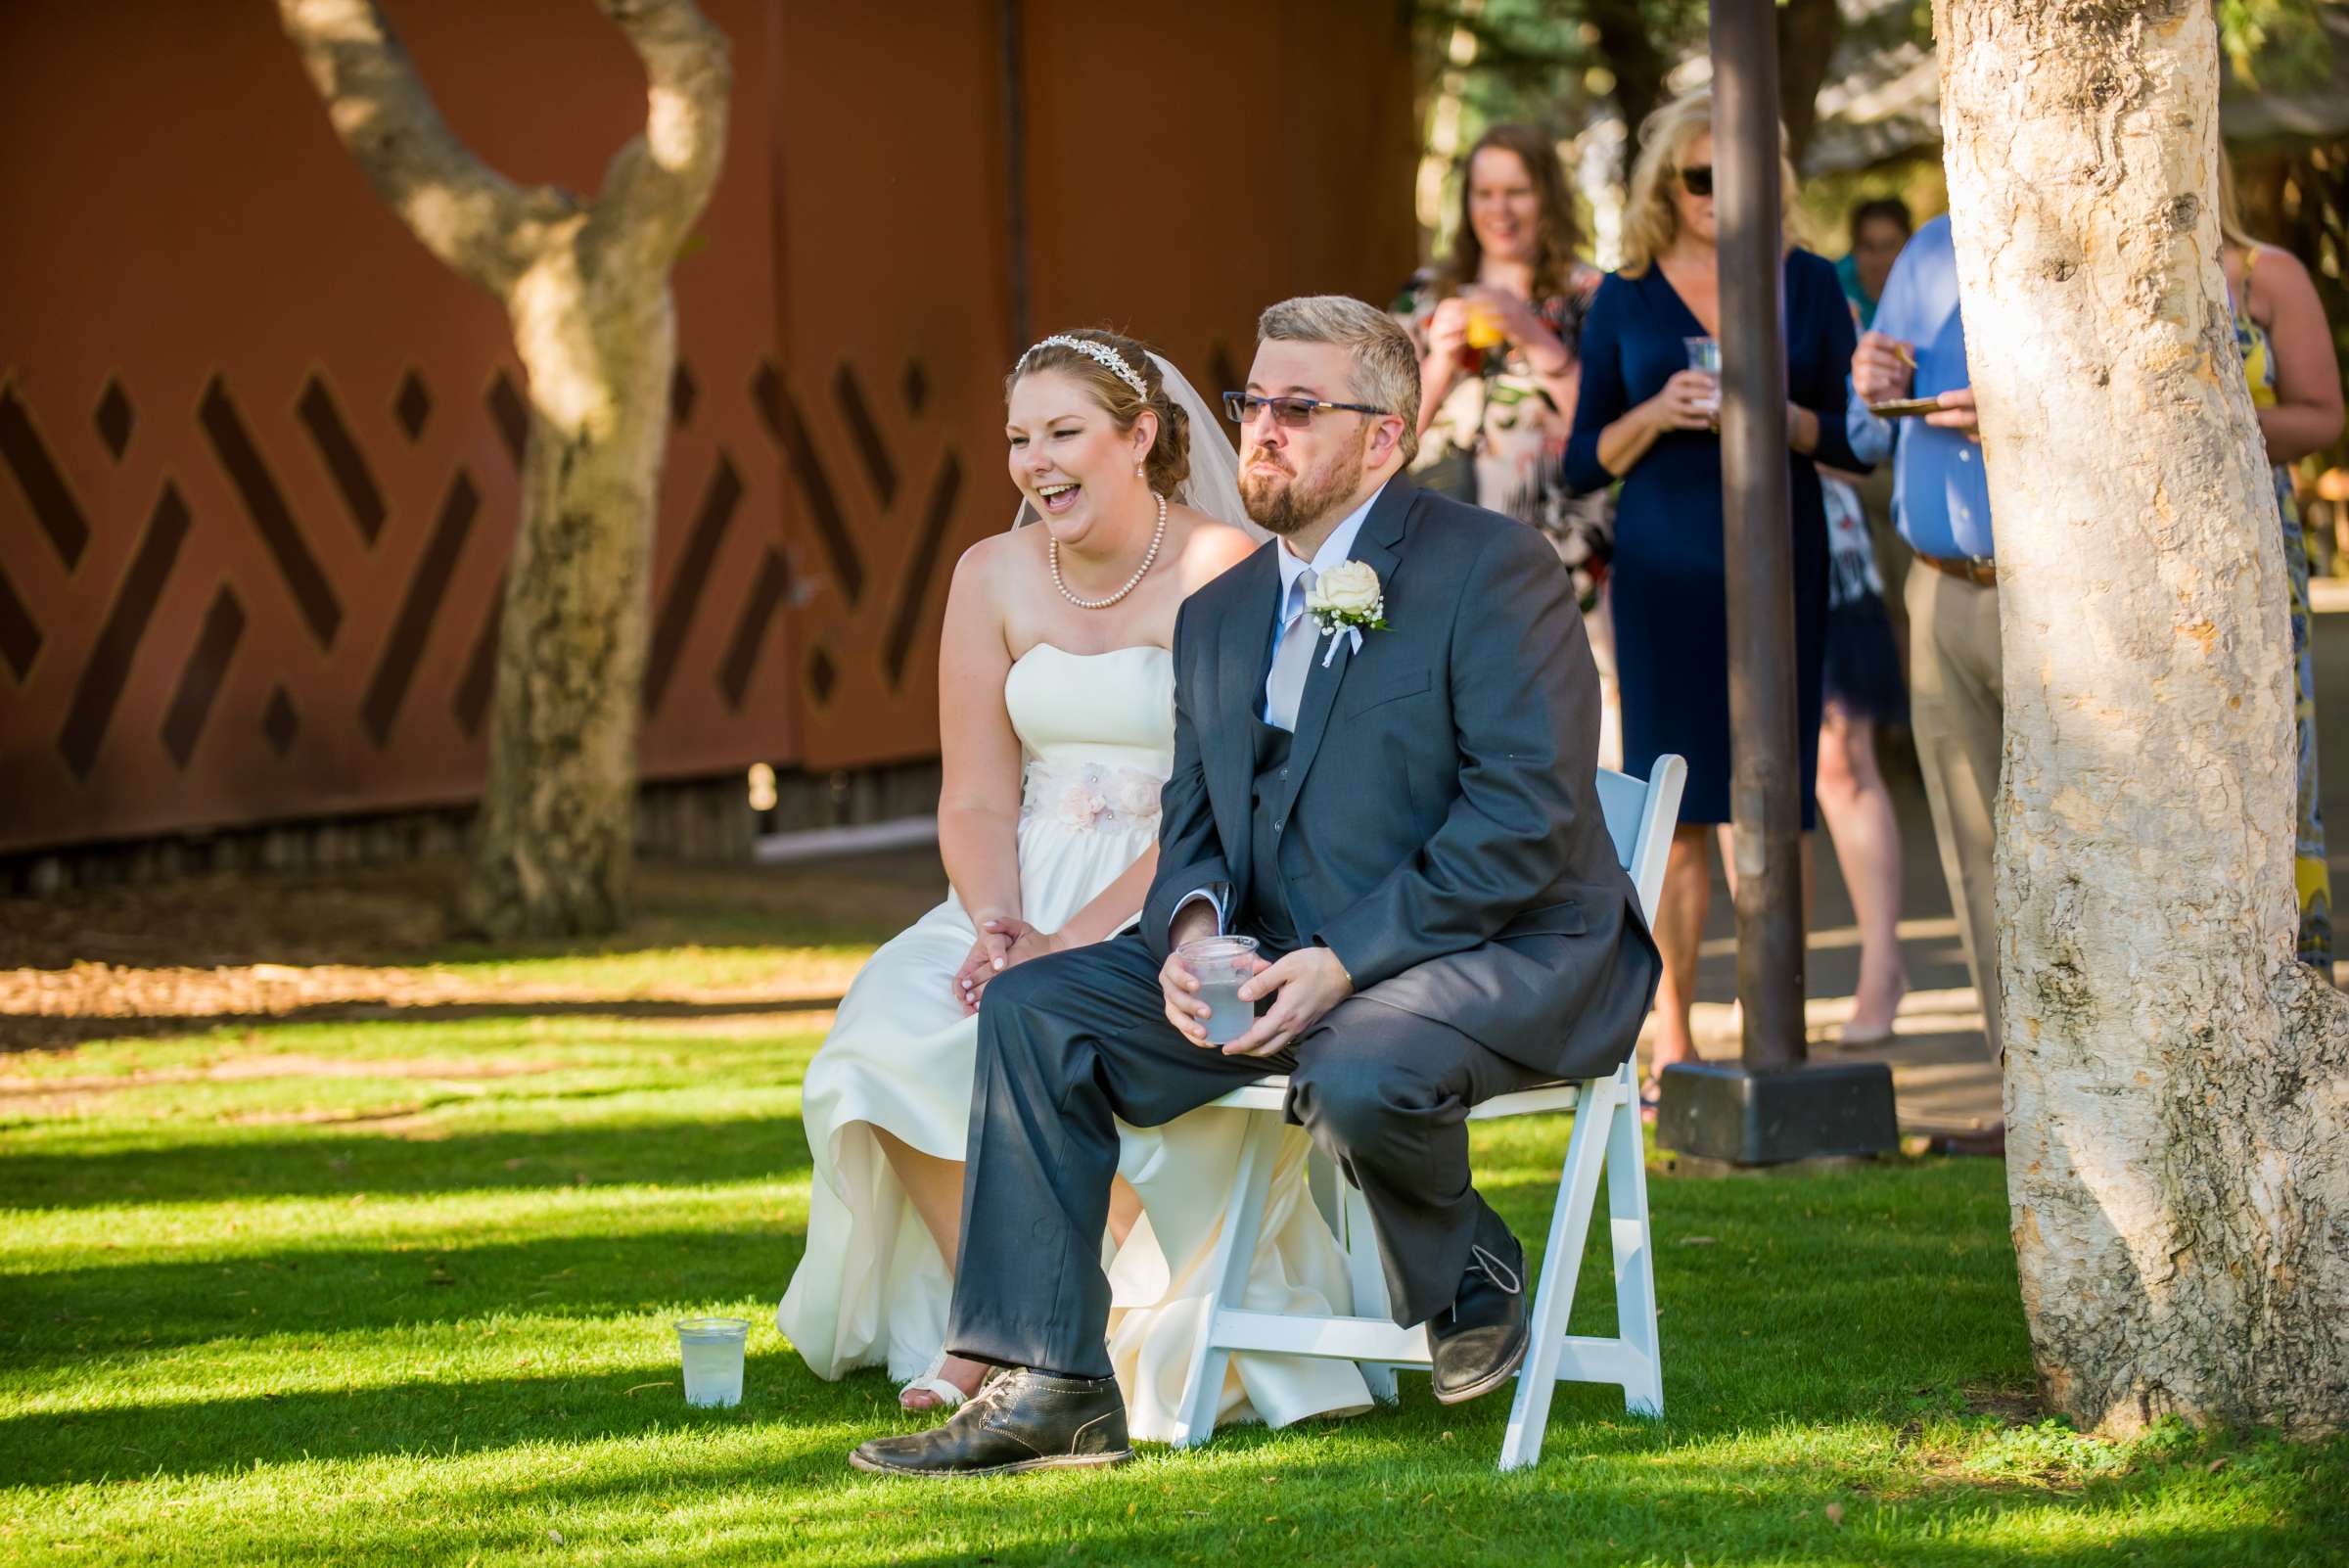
1134 463 1143 478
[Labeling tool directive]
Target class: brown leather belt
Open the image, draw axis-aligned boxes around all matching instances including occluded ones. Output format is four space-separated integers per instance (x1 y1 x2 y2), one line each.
1915 551 1998 588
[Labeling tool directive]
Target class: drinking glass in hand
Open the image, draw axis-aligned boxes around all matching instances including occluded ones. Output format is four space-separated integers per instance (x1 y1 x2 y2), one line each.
1176 935 1261 1045
1464 299 1504 352
1683 336 1722 419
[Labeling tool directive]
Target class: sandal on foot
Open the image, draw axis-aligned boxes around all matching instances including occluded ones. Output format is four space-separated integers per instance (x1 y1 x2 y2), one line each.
899 1355 979 1412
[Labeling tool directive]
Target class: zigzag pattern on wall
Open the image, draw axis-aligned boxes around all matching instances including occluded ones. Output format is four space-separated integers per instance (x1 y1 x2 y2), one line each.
0 347 969 853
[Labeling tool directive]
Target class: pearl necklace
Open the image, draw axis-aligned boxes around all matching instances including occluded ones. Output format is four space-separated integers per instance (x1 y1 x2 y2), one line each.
1049 492 1167 610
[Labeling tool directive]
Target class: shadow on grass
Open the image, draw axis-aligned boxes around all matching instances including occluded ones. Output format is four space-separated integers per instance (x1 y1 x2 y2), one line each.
15 1373 2326 1568
6 1225 806 1375
0 855 942 975
12 995 846 1050
758 1516 2310 1568
8 1195 2015 1439
513 1410 2343 1568
770 1530 2303 1568
619 1433 2334 1567
1469 1163 2032 1411
0 1360 852 1486
0 1111 812 1209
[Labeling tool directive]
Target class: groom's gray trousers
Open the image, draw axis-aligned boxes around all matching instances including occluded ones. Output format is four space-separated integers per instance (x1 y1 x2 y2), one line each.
944 929 1548 1382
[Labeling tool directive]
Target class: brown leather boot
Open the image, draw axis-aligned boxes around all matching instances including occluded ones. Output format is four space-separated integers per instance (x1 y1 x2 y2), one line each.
848 1367 1131 1478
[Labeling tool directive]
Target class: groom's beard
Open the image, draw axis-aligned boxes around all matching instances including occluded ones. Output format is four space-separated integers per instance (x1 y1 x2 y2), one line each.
1240 444 1364 537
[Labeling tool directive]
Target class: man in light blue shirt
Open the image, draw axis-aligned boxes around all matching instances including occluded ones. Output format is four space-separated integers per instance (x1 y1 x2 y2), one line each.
1848 216 1995 563
1847 213 2005 1064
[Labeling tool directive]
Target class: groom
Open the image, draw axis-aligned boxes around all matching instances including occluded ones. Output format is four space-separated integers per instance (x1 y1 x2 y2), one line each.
851 296 1660 1477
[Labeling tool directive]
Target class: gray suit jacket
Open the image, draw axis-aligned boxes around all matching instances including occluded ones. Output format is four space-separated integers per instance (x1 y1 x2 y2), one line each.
1140 478 1661 1082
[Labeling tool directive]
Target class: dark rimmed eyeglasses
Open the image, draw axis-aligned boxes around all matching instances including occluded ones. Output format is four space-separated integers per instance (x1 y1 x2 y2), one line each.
1222 392 1391 428
1679 164 1714 199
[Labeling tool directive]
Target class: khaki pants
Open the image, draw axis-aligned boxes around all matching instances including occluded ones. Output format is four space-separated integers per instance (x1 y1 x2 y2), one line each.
1904 560 2004 1057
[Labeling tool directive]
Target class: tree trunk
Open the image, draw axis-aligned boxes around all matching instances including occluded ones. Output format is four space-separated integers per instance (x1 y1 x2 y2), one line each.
1936 0 2349 1436
465 254 677 935
1586 0 1671 149
1775 0 1844 169
279 0 730 938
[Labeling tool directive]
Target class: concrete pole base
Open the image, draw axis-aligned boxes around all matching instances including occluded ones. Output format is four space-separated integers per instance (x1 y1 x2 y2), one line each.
1654 1060 1902 1165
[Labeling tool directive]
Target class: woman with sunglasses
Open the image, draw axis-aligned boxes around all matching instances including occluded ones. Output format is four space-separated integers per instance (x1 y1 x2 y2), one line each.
1563 89 1868 1106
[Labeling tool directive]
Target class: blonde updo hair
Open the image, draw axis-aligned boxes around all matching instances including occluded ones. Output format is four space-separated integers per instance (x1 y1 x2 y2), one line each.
1008 329 1191 499
1619 88 1802 277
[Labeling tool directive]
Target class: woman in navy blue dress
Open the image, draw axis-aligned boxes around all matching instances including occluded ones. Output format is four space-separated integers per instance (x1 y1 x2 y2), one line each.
1563 89 1867 1091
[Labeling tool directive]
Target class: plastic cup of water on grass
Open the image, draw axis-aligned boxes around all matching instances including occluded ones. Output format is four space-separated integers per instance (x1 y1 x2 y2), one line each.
675 1316 750 1407
1177 935 1262 1046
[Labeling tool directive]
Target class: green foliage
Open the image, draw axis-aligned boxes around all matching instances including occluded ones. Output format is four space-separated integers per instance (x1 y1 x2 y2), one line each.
1417 0 2334 166
1416 0 1708 142
2218 0 2336 93
1969 1420 2152 1483
5 918 2346 1563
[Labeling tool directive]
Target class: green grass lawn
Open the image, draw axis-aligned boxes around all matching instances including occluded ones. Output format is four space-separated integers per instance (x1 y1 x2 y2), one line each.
4 911 2344 1565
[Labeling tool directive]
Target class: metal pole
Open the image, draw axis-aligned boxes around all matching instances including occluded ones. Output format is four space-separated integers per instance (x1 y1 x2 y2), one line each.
997 0 1031 350
1709 0 1807 1073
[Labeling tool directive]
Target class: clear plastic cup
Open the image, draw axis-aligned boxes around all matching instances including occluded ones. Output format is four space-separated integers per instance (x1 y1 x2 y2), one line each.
1684 336 1722 417
1177 935 1262 1046
675 1316 750 1407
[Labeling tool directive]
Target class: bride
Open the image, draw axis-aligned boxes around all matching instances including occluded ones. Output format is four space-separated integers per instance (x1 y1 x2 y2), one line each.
779 329 1372 1436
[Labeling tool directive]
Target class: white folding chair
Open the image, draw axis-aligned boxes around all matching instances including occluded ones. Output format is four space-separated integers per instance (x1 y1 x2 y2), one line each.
1169 757 1685 1470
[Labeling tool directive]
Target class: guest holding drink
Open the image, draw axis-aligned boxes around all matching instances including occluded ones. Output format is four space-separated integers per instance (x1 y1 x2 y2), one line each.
1563 89 1867 1098
1394 124 1612 617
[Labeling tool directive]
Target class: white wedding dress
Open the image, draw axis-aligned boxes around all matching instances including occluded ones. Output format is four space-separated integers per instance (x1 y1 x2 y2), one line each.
777 641 1371 1437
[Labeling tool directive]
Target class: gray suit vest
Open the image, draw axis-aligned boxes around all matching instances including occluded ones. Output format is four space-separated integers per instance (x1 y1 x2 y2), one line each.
1247 719 1298 952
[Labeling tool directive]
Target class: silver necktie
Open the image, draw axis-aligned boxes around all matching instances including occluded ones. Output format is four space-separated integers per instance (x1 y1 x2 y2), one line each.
1265 568 1318 732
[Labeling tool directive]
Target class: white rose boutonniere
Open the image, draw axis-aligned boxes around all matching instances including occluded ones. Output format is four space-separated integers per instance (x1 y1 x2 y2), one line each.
1305 561 1390 668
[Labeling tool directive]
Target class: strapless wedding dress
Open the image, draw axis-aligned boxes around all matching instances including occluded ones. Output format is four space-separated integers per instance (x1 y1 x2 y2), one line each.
777 642 1370 1436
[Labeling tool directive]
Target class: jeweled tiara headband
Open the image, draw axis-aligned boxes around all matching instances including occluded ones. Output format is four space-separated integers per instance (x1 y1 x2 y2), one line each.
1019 335 1148 400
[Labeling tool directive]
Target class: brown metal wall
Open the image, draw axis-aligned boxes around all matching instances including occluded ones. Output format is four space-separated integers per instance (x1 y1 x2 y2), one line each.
1021 1 1423 397
0 1 1415 855
768 2 1021 772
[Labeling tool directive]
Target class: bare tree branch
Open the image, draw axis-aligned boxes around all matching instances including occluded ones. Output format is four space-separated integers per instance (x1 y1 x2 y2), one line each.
587 0 732 274
276 0 575 297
